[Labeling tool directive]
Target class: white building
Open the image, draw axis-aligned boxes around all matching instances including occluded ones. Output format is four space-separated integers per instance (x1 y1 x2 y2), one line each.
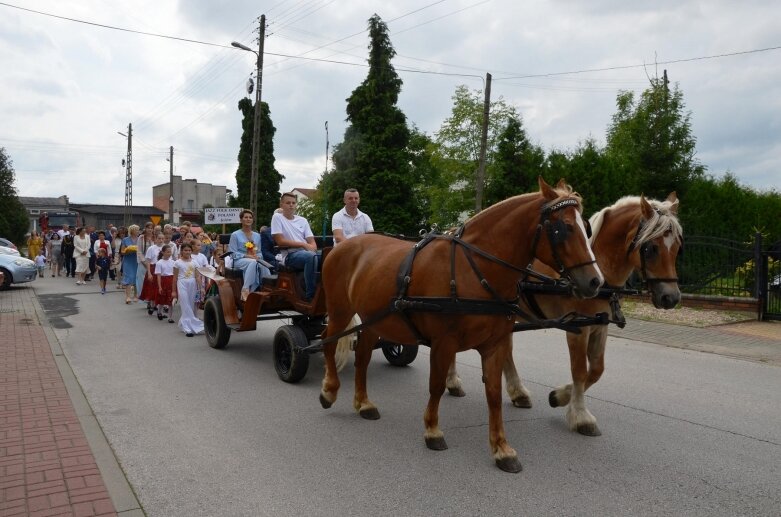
152 176 228 223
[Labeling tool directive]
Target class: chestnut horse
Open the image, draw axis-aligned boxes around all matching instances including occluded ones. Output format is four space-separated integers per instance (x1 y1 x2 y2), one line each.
445 193 682 436
318 178 604 472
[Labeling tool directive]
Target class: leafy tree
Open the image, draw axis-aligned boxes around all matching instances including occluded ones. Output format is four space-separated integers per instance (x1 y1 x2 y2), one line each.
484 115 545 206
605 75 705 199
234 97 284 225
0 148 29 245
321 14 420 235
428 85 521 226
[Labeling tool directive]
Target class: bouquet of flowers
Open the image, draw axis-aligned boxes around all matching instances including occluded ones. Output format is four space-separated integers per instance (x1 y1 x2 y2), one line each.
123 245 138 255
244 241 257 257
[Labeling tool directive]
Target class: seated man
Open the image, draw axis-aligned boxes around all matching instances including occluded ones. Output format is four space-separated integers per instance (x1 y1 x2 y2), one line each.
271 193 318 301
228 209 273 301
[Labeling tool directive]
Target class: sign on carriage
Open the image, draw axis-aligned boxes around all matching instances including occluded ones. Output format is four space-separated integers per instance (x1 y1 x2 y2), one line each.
204 207 242 224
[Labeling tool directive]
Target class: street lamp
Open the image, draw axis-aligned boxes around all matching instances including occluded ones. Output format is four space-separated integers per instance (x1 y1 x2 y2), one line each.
231 21 265 223
166 150 174 223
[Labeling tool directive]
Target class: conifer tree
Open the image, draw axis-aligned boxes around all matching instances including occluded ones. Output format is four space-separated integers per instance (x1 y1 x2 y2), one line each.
234 98 284 224
321 14 420 235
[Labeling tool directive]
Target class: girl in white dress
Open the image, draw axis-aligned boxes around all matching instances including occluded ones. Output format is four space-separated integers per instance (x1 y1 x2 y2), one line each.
173 243 204 337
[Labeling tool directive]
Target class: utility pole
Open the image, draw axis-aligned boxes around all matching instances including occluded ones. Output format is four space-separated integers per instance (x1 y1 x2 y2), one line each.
474 72 492 213
250 15 266 223
123 123 132 226
168 146 174 223
322 121 329 237
232 15 266 223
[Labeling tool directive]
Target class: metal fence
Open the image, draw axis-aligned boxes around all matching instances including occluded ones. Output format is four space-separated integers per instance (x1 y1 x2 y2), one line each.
676 234 762 298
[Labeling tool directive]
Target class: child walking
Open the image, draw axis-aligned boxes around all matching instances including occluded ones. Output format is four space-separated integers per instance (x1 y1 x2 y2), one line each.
34 250 46 279
173 243 204 337
155 245 175 322
95 248 111 294
140 233 163 314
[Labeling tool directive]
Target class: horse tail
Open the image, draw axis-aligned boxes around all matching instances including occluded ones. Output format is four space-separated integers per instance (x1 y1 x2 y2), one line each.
334 314 360 372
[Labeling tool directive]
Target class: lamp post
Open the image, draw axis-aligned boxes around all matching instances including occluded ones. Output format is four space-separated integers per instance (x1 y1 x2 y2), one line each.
166 147 174 223
231 14 265 223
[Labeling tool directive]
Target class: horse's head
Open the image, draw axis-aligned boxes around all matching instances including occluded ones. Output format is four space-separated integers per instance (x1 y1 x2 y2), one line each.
626 192 682 309
533 178 604 298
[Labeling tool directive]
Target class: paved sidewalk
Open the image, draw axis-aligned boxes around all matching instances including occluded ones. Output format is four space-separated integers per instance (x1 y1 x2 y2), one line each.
0 285 142 516
609 317 781 366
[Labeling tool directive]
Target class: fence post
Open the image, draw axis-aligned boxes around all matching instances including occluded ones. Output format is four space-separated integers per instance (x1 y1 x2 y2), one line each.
754 232 764 320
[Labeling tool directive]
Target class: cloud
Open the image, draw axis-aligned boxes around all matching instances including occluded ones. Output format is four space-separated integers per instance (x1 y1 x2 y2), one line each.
1 0 779 209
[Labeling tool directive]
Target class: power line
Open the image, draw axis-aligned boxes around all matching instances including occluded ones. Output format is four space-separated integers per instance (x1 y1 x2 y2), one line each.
0 1 233 48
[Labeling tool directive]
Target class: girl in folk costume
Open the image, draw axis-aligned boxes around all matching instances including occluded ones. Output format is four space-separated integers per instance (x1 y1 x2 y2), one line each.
173 243 204 337
135 223 155 304
140 233 163 314
155 244 176 322
189 239 210 308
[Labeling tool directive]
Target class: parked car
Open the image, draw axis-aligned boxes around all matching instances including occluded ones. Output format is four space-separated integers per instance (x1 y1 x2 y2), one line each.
0 253 37 289
0 237 17 250
0 245 21 256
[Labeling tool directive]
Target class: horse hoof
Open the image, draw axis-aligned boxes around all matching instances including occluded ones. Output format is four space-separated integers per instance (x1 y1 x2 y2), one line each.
576 423 602 437
512 395 532 408
425 436 448 451
447 386 466 397
319 393 333 409
495 456 523 473
359 407 380 420
548 391 559 408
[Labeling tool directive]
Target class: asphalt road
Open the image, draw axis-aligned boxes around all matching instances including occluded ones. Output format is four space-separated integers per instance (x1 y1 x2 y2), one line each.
36 278 781 517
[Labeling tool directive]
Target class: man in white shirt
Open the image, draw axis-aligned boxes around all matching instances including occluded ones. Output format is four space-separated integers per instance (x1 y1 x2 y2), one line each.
331 188 373 244
271 193 318 301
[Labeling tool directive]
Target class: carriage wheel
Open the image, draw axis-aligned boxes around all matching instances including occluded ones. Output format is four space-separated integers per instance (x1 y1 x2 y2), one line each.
204 296 231 349
380 341 418 366
273 325 310 383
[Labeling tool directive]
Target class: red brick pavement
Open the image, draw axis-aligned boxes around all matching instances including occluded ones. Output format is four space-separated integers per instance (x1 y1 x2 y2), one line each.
0 313 117 517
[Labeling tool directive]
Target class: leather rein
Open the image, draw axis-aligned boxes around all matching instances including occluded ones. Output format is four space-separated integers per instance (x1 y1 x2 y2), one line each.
318 198 600 346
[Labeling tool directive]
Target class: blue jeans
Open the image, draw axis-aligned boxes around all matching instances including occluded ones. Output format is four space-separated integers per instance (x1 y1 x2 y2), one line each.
285 249 319 300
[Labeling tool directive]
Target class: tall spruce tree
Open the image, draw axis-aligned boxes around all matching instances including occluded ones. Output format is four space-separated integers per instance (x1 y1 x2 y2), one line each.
605 75 705 200
0 148 29 245
322 14 420 235
234 97 284 224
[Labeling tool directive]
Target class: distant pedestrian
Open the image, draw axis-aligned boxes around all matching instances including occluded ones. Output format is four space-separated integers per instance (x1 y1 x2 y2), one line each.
47 233 63 277
120 225 140 303
27 231 43 260
155 244 175 322
140 233 163 314
62 229 75 277
34 251 46 278
173 242 204 337
95 248 111 294
73 227 91 285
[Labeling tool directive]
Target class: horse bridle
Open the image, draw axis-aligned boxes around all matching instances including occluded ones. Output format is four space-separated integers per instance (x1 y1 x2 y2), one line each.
526 198 597 281
626 218 680 286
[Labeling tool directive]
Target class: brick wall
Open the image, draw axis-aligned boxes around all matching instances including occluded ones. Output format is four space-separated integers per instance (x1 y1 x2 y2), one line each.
625 292 759 313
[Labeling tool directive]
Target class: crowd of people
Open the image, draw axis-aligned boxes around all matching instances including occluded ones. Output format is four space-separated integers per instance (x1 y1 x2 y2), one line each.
27 188 373 337
29 221 217 337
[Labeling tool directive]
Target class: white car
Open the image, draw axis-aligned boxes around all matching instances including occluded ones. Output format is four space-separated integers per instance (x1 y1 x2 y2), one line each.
0 253 37 289
0 245 21 256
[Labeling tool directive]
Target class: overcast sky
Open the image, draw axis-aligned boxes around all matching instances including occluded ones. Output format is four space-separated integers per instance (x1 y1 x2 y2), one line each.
1 0 779 209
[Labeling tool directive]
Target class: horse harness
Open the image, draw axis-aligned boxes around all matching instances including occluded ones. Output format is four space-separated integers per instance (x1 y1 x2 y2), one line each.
519 213 682 329
319 198 602 347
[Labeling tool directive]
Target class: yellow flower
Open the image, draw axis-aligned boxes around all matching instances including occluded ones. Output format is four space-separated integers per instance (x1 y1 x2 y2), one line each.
124 245 138 255
244 242 255 250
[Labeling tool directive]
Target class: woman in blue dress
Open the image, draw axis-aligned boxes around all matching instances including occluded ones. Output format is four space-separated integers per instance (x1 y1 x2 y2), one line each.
120 225 140 303
228 210 272 302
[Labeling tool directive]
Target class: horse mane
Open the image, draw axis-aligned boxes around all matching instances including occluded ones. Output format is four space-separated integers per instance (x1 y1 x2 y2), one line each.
469 182 583 225
589 195 682 244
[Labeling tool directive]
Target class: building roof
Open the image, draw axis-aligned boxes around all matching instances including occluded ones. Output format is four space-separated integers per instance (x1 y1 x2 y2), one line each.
19 196 69 207
70 204 165 215
292 187 317 199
